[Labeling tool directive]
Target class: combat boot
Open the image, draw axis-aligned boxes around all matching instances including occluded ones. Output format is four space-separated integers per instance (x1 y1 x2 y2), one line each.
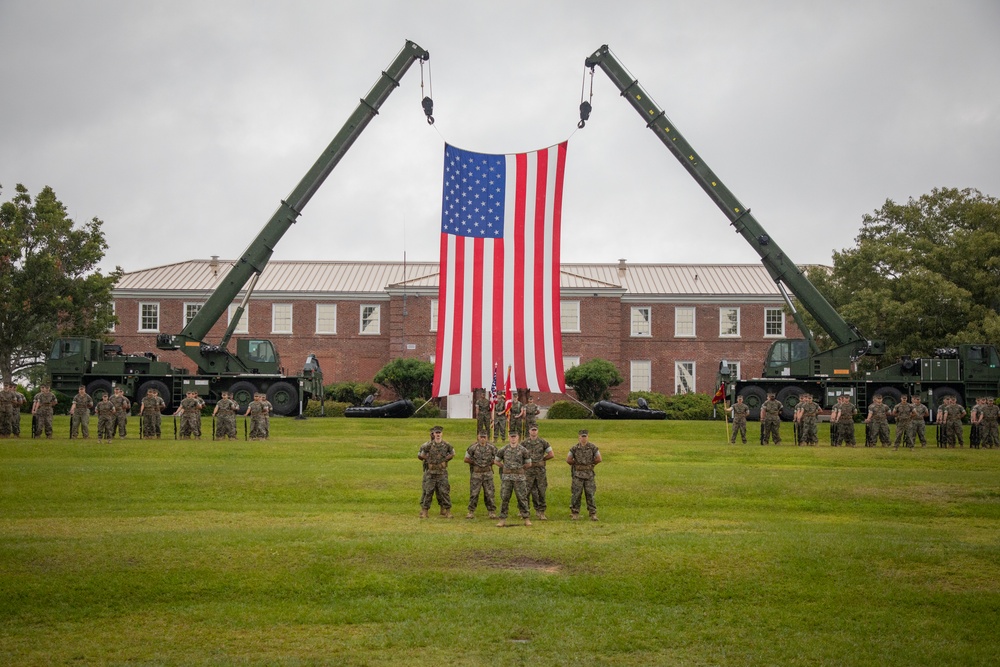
571 513 579 521
496 519 506 527
488 511 498 519
465 511 475 519
524 518 532 527
590 514 599 522
537 512 547 521
419 508 428 519
442 510 453 519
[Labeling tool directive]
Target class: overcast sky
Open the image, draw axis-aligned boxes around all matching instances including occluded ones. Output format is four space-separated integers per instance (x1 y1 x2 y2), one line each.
2 1 998 275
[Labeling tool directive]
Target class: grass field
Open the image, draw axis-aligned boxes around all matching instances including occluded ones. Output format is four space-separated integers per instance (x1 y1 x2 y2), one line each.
2 415 999 666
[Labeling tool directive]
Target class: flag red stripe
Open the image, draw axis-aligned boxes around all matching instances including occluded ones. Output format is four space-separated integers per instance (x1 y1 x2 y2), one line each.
491 238 504 373
532 148 550 393
550 142 567 392
513 152 528 389
448 235 465 394
470 238 484 384
432 232 449 397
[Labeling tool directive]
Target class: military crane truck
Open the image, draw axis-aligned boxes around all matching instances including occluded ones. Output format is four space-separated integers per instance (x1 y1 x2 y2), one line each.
47 40 434 415
582 44 1000 419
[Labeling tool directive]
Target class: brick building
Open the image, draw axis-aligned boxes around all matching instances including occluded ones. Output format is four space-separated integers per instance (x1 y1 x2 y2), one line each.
111 258 801 407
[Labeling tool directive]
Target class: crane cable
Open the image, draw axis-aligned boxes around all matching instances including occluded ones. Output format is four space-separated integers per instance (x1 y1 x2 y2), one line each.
420 58 435 125
578 65 594 128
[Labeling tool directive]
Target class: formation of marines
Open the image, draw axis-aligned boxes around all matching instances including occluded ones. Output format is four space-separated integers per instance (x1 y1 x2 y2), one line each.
0 382 26 438
419 423 602 526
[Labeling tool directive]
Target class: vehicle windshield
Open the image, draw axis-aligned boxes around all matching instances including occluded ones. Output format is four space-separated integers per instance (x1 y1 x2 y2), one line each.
50 339 83 360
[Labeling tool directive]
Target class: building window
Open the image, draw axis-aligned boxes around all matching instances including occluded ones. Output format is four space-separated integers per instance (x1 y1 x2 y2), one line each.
675 307 695 337
765 308 785 337
316 304 337 334
563 356 581 371
430 299 438 332
139 302 159 332
272 303 292 334
429 354 436 365
675 361 695 394
720 307 740 337
184 303 203 327
631 306 651 337
361 304 381 335
109 301 116 333
561 301 581 333
630 360 651 392
228 304 249 335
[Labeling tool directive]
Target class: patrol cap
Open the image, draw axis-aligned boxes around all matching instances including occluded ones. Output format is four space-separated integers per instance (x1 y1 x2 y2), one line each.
430 425 443 433
529 424 539 431
766 392 775 398
578 429 589 436
477 430 488 437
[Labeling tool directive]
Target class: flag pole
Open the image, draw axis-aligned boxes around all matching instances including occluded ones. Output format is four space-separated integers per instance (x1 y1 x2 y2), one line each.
723 401 731 443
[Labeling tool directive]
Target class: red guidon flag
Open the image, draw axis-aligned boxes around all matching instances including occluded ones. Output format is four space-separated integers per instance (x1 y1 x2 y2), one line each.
432 142 567 397
712 382 726 404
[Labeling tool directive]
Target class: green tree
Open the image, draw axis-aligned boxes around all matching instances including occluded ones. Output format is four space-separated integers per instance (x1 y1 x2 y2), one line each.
564 358 623 404
797 188 1000 364
0 184 121 384
373 358 435 401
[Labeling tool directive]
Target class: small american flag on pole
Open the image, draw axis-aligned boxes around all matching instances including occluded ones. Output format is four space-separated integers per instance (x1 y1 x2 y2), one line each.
488 363 498 412
432 142 568 397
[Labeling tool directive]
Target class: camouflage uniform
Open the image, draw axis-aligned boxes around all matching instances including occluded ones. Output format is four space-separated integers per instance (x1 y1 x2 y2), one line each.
418 428 454 516
246 398 268 440
729 400 750 443
140 392 165 438
910 400 929 447
475 396 492 438
508 400 524 439
941 401 966 447
0 386 17 437
32 388 58 438
177 394 203 439
110 390 131 438
760 397 782 445
523 430 553 517
866 401 890 447
524 401 541 430
833 399 857 447
969 400 983 448
795 397 820 445
980 400 1000 448
214 396 240 440
893 399 915 448
261 399 272 439
568 431 601 519
70 389 94 439
464 437 498 517
94 395 116 442
11 389 25 436
495 438 532 523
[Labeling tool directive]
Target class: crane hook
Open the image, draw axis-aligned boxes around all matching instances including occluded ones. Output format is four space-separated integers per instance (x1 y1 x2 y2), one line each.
422 96 435 125
578 101 592 129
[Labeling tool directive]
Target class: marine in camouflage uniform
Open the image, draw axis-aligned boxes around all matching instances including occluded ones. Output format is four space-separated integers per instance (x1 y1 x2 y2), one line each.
760 394 782 445
261 398 272 439
508 399 525 439
11 387 25 436
110 387 131 439
0 383 19 437
729 396 750 444
794 394 820 446
32 384 58 438
213 392 240 440
910 396 929 447
831 395 857 447
474 394 492 439
69 386 94 439
524 398 540 430
418 425 454 518
495 431 532 527
464 431 498 519
139 389 166 439
245 394 268 441
892 395 914 448
969 398 984 448
94 393 116 443
523 424 554 520
175 391 203 439
980 398 1000 448
865 395 891 447
940 396 966 447
567 429 602 521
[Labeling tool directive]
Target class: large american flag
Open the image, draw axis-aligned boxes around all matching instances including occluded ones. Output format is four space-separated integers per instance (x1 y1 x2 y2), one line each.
432 142 567 397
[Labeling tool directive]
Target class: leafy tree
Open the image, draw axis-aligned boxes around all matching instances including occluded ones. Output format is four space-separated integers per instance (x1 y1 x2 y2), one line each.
564 358 623 404
373 358 435 401
797 188 1000 364
0 184 121 384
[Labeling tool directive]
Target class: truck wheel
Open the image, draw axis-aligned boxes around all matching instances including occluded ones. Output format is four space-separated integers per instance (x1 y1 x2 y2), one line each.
137 380 172 411
737 386 767 421
775 386 805 422
86 379 114 402
266 381 298 416
931 387 962 407
229 381 257 413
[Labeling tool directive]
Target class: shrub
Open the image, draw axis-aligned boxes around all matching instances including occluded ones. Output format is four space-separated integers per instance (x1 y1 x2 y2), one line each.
662 392 714 420
373 358 435 401
545 401 593 420
412 398 440 419
627 391 669 412
564 359 623 404
325 382 379 406
303 400 351 417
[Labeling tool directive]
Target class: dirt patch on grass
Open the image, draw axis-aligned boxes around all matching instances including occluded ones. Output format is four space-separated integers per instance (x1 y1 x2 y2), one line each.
467 549 563 573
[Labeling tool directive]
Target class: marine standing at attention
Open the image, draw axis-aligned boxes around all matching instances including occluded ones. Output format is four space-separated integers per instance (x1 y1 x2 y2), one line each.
567 429 602 521
418 425 454 519
464 431 498 520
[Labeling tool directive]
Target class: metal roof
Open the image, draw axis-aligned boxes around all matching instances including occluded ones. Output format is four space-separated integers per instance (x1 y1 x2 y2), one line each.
114 259 788 297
